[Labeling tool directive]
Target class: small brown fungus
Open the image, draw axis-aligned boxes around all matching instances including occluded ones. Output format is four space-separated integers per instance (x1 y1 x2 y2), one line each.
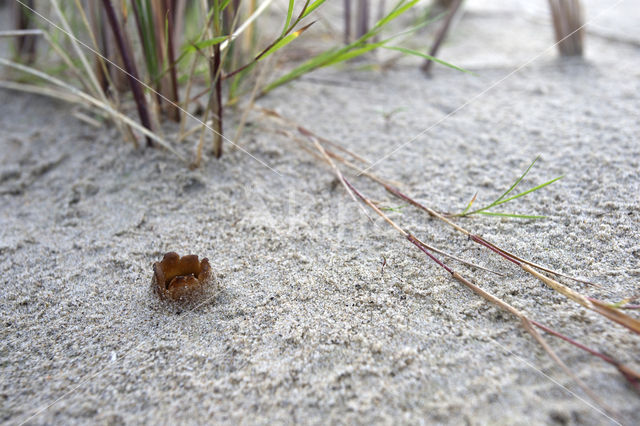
152 252 212 301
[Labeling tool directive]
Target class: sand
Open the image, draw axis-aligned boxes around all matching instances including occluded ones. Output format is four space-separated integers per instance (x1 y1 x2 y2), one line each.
1 1 639 424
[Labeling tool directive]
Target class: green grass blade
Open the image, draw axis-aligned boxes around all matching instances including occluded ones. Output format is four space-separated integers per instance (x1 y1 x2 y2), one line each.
260 22 315 60
300 0 327 19
383 46 471 73
380 205 406 213
490 175 564 208
458 156 562 219
261 48 341 91
461 192 477 215
143 0 158 77
372 0 419 32
263 0 419 94
494 156 540 204
185 35 229 53
282 0 295 36
132 0 158 79
323 41 385 66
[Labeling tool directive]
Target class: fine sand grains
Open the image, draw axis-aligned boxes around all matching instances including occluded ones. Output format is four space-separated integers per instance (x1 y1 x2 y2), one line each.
1 1 640 424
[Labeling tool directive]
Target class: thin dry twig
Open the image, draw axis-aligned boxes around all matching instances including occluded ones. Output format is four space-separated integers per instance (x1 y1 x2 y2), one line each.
259 108 640 335
0 58 185 160
272 126 505 277
422 0 463 74
338 174 613 416
260 107 640 399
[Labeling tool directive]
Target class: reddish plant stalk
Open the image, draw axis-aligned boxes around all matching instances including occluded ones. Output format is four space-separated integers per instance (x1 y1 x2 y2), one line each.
422 0 463 74
102 0 153 146
380 176 640 335
533 320 640 393
14 0 37 64
355 0 369 38
210 43 223 158
261 106 640 395
341 176 638 399
165 0 180 121
261 107 640 335
344 0 352 43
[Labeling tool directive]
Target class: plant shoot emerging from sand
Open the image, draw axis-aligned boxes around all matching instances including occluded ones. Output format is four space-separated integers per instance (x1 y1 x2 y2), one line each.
259 107 640 403
4 0 461 165
457 156 563 219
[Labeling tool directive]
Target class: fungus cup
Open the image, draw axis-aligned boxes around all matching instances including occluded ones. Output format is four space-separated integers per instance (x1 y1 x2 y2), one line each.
152 252 213 301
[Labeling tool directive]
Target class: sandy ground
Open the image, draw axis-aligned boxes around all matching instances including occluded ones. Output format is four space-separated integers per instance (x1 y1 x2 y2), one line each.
1 1 640 425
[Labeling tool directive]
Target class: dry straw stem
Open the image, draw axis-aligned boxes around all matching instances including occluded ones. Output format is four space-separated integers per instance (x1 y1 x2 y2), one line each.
53 0 135 144
0 80 86 105
12 0 37 63
532 319 640 393
202 0 226 159
232 57 272 148
422 0 463 74
178 7 218 141
178 51 201 140
51 0 102 99
524 264 640 334
271 126 503 277
72 1 115 92
258 107 589 282
192 0 241 164
193 0 243 161
1 24 134 145
2 26 90 96
15 0 278 172
158 0 181 121
0 58 185 161
74 2 125 105
219 0 274 51
311 133 376 225
341 133 640 334
102 0 154 147
261 109 640 334
343 0 351 43
261 107 640 387
355 0 370 39
335 173 613 415
548 0 584 56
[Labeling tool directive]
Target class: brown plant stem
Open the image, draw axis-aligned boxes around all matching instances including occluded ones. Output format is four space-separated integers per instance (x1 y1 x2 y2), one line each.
339 177 612 412
532 320 640 393
296 130 640 333
355 0 369 39
261 106 640 339
259 107 590 283
13 0 37 64
272 127 505 277
422 0 463 74
210 43 224 158
102 0 153 146
165 0 180 121
523 264 640 335
359 156 640 335
344 0 352 43
548 0 584 57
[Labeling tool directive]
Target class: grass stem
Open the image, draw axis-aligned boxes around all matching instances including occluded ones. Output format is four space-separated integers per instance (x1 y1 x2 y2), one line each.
102 0 154 146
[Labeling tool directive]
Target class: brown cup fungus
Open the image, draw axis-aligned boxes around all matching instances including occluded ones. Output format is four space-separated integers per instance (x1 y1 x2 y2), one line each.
152 252 212 300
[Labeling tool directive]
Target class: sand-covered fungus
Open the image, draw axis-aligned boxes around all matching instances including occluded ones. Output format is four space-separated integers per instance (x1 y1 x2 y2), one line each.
152 252 212 300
